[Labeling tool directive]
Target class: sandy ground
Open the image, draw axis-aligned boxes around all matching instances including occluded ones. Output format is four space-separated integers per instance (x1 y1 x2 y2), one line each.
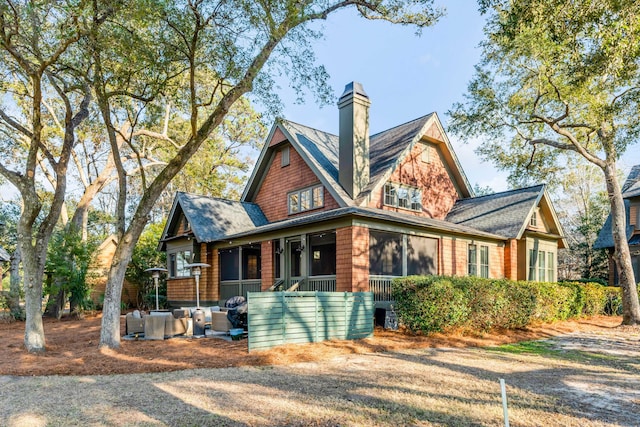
0 313 625 376
0 315 638 426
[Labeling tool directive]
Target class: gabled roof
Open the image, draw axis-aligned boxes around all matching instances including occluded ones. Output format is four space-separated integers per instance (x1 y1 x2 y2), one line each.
242 113 473 205
0 245 10 262
622 165 640 199
159 192 268 250
361 113 473 202
446 185 566 246
594 165 640 249
594 201 635 249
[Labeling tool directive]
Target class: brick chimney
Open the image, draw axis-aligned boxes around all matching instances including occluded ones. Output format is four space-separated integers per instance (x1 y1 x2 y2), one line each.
338 81 370 199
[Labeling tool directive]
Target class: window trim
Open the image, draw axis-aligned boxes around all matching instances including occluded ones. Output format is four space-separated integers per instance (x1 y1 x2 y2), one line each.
288 184 324 215
383 182 422 212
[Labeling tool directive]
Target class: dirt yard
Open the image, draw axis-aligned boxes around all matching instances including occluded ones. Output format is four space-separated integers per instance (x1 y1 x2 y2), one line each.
1 314 639 426
0 312 626 376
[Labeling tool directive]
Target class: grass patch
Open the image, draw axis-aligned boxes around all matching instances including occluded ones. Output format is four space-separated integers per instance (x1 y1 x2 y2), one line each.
488 340 557 356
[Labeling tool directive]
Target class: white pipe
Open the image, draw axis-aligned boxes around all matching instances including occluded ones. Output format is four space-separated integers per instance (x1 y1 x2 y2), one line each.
500 378 509 427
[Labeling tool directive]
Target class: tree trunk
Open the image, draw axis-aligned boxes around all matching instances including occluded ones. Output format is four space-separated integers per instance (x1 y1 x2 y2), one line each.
8 246 22 318
99 231 137 349
20 235 47 353
603 162 640 324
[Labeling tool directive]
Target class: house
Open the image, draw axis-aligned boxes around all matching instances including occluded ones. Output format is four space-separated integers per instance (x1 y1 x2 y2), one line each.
594 165 640 285
159 82 567 308
90 235 138 308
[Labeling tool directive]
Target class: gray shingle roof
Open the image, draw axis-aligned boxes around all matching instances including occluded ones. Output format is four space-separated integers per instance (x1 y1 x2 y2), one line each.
594 199 634 249
446 185 545 239
170 192 268 243
622 165 640 198
0 245 10 262
221 206 506 242
364 115 434 197
258 113 472 206
594 165 640 249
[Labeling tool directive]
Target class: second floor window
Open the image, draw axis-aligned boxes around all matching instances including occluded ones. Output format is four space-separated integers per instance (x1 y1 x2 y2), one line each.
288 184 324 214
384 182 422 212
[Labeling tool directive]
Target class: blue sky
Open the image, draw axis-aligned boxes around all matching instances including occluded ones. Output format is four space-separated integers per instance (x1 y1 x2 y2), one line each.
272 2 640 192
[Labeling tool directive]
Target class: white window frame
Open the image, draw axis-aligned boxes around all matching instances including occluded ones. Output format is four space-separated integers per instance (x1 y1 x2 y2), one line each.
530 211 537 227
383 182 422 212
168 249 192 278
288 184 324 214
468 244 489 278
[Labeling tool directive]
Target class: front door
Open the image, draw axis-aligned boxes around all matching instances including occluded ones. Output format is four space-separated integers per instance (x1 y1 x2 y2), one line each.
286 239 303 289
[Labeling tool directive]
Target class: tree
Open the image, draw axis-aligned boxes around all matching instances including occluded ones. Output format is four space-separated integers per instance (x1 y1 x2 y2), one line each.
0 1 101 352
554 163 609 281
87 0 444 349
448 0 640 324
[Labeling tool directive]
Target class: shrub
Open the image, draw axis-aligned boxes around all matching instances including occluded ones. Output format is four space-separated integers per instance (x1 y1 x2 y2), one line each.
392 275 615 335
392 276 469 333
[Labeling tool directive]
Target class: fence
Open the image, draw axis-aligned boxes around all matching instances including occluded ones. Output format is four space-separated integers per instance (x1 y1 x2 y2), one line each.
247 291 374 351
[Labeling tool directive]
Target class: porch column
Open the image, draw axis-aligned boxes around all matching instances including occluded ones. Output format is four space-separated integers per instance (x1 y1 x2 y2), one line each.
504 239 518 281
336 225 369 292
261 240 274 291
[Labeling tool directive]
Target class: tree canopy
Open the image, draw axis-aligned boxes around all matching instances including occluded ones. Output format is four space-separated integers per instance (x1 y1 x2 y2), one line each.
449 0 640 323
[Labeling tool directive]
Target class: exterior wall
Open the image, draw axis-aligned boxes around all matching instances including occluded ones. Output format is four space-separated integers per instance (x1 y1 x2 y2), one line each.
254 144 340 222
504 239 519 280
261 240 274 291
368 140 459 220
336 225 369 292
436 235 505 279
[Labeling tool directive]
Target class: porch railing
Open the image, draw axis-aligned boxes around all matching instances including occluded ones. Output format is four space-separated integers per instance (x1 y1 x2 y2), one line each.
301 275 337 292
220 279 262 301
369 275 397 302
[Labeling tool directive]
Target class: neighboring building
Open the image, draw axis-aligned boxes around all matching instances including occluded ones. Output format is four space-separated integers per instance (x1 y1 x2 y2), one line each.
90 235 138 308
159 82 567 308
0 245 10 283
594 165 640 285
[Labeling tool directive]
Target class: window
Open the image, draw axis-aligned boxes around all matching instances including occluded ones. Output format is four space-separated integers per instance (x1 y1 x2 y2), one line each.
383 182 422 212
309 232 336 276
288 184 324 214
242 246 261 280
547 252 555 282
468 244 478 276
220 247 240 281
467 244 489 278
528 249 537 281
529 247 555 282
384 183 396 206
168 250 192 278
281 146 290 167
421 145 431 163
407 235 438 276
530 211 538 227
480 246 489 278
369 231 402 276
538 250 546 282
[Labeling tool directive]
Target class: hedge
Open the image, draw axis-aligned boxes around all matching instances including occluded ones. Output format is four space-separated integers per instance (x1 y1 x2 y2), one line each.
391 276 625 334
